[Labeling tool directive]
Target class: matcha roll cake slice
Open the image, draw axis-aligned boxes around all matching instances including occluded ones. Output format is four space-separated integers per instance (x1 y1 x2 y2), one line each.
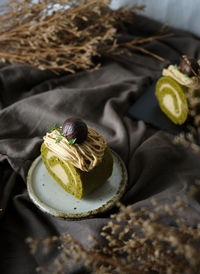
155 76 188 125
155 56 200 125
41 118 113 200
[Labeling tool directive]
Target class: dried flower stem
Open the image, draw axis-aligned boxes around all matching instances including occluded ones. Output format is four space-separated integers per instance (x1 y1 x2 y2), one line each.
125 44 170 63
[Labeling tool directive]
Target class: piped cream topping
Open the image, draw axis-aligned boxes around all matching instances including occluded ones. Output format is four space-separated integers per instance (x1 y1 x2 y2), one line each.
163 65 200 90
43 126 107 172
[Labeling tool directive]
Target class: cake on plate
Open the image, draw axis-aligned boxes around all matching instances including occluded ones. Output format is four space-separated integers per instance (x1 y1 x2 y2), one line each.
155 56 200 125
41 117 113 200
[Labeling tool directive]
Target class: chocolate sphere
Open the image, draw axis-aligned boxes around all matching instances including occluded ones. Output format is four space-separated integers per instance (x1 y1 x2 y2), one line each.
62 117 88 144
179 57 199 77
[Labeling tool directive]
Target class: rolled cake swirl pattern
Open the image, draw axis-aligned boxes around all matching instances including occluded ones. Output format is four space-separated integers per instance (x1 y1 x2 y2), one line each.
41 143 113 199
155 76 189 125
43 127 107 171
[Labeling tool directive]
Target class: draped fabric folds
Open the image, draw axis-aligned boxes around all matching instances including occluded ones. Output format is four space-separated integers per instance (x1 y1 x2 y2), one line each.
0 15 200 274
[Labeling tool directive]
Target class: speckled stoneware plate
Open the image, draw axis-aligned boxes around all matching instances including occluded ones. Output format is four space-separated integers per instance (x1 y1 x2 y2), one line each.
27 151 128 219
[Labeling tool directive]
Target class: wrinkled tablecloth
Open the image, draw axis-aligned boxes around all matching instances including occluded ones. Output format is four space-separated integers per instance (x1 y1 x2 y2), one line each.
0 15 200 274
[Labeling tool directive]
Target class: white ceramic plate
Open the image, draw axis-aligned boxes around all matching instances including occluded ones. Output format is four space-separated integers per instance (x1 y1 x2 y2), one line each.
27 151 128 219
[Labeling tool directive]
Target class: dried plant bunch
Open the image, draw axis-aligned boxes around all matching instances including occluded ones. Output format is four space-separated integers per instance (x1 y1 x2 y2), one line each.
170 57 200 151
0 0 171 74
174 86 200 152
27 192 200 274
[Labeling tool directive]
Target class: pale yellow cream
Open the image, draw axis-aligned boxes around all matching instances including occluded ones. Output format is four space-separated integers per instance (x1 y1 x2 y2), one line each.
46 149 77 186
161 83 183 117
162 65 200 90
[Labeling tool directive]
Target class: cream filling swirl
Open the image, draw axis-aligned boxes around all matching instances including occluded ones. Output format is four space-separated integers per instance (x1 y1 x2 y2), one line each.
163 65 200 90
43 127 107 172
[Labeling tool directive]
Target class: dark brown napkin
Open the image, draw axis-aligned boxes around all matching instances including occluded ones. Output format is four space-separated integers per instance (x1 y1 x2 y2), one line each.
0 15 200 274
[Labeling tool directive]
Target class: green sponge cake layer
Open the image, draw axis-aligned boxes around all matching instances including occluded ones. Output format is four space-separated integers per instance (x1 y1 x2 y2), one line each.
41 143 113 200
155 76 188 125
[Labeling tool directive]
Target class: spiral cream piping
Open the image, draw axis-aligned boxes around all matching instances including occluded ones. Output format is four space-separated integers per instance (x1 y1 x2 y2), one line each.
43 127 107 172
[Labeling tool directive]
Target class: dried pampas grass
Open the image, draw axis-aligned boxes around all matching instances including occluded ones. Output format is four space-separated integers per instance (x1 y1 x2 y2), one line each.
0 0 171 74
26 194 200 274
174 88 200 152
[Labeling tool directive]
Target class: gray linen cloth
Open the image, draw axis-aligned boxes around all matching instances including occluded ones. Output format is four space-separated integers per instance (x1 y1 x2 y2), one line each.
0 15 200 273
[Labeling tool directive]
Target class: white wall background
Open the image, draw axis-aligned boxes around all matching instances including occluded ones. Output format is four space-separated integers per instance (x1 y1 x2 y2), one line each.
110 0 200 37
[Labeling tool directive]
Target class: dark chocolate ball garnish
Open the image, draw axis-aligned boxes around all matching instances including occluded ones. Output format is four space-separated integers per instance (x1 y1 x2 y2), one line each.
62 117 88 144
179 57 200 77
